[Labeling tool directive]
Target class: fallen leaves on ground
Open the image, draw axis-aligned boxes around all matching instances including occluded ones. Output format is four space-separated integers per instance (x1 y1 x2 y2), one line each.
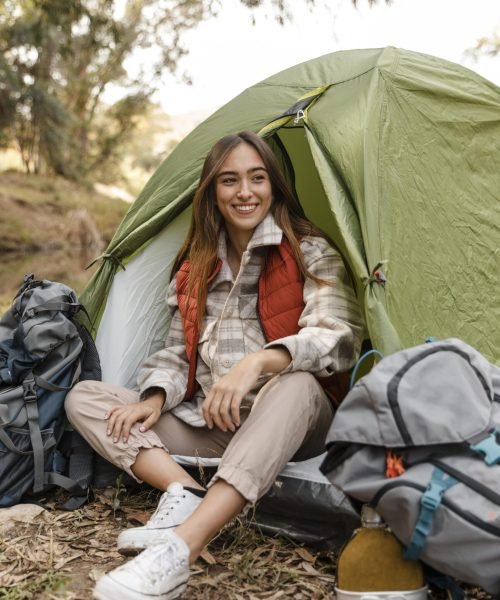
0 489 338 600
0 488 493 600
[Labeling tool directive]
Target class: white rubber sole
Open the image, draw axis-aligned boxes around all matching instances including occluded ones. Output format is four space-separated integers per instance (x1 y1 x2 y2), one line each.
93 574 188 600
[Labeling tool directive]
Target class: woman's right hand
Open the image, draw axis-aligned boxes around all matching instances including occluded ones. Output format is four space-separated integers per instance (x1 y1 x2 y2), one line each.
104 393 165 443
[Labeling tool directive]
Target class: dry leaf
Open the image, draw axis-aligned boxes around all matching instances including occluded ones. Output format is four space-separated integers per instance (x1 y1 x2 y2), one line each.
53 553 85 570
295 546 316 563
199 548 218 565
124 510 151 525
300 561 321 576
264 591 286 599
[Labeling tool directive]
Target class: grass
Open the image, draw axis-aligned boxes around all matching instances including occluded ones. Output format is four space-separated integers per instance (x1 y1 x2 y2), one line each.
0 570 70 600
2 483 488 600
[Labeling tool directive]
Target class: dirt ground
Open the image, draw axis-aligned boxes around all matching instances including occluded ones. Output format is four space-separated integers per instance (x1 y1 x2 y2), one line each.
0 486 493 600
0 488 341 600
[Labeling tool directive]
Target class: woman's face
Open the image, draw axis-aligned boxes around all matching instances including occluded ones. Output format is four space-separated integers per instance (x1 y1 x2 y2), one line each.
214 142 273 246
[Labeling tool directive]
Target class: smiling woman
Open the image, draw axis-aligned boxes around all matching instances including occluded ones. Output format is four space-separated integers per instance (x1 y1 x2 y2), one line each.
214 143 273 264
65 131 364 600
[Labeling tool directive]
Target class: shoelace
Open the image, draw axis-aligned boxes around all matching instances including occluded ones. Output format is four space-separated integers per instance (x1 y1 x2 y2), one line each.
148 490 186 526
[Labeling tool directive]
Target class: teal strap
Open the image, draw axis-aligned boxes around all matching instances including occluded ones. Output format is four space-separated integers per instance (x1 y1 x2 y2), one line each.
470 429 500 465
404 467 458 561
349 349 384 389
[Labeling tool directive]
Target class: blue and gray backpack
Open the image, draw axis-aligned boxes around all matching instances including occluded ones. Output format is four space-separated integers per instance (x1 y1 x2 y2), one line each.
0 274 101 507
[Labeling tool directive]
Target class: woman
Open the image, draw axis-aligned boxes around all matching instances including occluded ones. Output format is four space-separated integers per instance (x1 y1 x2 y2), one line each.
66 131 364 600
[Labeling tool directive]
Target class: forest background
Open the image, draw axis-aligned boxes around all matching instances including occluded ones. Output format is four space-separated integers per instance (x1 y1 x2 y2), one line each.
0 2 499 598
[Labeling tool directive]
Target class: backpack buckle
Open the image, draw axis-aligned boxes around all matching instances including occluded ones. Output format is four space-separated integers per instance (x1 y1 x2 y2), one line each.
420 481 443 511
22 378 37 403
470 429 500 465
405 468 458 561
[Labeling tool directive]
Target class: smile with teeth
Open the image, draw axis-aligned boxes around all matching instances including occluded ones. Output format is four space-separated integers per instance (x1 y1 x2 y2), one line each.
233 204 258 213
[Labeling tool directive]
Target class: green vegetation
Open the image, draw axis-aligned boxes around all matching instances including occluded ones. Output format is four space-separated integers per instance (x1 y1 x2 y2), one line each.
0 569 70 600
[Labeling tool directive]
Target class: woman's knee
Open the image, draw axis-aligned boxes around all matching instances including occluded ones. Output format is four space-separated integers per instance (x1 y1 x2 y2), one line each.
277 372 333 426
278 371 324 405
65 380 96 416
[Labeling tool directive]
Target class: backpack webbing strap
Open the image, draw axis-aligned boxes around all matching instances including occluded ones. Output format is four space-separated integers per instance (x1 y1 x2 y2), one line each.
469 429 500 465
44 472 87 497
34 361 81 392
0 427 55 455
404 467 458 561
23 375 47 493
26 301 80 318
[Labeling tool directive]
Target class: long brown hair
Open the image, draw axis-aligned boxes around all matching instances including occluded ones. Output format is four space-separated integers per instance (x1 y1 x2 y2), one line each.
172 131 330 326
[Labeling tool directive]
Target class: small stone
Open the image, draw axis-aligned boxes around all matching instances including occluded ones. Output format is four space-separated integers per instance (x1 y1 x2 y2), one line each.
0 503 47 534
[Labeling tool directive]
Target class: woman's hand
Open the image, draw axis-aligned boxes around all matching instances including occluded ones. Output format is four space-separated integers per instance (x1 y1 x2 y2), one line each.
105 392 165 443
203 348 291 432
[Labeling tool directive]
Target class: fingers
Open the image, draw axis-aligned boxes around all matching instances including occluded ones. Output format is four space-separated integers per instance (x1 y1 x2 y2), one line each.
202 395 215 430
105 406 123 442
104 405 156 443
106 407 130 443
140 411 159 432
203 388 241 432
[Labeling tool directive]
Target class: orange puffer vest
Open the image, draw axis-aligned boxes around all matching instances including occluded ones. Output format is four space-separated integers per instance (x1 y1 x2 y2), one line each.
176 239 349 406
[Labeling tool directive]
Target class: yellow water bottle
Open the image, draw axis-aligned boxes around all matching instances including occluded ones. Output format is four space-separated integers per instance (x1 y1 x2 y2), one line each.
335 505 427 600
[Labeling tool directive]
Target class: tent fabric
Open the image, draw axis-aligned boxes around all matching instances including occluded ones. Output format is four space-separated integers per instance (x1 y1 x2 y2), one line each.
82 46 500 390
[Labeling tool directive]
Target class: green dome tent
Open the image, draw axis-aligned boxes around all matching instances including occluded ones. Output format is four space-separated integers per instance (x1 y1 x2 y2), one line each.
83 46 500 384
81 45 500 545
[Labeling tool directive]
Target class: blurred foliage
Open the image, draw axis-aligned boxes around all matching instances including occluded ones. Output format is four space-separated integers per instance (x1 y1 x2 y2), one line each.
0 0 213 179
467 26 500 59
0 0 388 182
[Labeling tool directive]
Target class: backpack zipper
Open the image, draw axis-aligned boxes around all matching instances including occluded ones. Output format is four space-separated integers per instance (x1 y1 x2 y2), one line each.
386 345 493 445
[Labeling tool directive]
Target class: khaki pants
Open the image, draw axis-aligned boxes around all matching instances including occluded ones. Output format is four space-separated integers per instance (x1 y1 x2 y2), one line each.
65 372 333 504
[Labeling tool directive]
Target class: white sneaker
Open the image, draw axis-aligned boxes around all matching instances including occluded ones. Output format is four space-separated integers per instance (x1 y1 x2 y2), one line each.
94 531 190 600
118 482 203 555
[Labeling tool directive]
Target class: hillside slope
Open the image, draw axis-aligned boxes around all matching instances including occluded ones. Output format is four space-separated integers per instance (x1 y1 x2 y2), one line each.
0 172 130 311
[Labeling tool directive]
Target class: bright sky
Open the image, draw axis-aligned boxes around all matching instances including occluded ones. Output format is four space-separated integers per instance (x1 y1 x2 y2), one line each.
148 0 500 116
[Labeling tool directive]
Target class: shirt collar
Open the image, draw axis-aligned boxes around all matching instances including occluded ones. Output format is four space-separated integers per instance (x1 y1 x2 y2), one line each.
217 212 283 259
215 213 283 283
247 212 283 250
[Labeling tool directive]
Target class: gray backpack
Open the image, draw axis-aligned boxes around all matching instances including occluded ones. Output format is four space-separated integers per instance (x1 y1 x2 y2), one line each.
321 338 500 595
0 274 101 507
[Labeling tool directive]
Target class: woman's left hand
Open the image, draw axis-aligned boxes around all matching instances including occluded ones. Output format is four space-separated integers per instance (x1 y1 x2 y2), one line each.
202 348 291 432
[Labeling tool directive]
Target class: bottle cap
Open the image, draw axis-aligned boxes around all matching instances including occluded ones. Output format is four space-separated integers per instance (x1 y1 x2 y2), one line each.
361 505 385 528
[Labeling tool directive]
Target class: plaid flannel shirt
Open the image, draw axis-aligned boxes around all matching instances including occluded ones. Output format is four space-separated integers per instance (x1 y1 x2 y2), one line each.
137 214 364 427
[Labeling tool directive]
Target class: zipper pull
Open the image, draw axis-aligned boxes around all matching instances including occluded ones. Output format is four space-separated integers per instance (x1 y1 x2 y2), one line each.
294 109 305 125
